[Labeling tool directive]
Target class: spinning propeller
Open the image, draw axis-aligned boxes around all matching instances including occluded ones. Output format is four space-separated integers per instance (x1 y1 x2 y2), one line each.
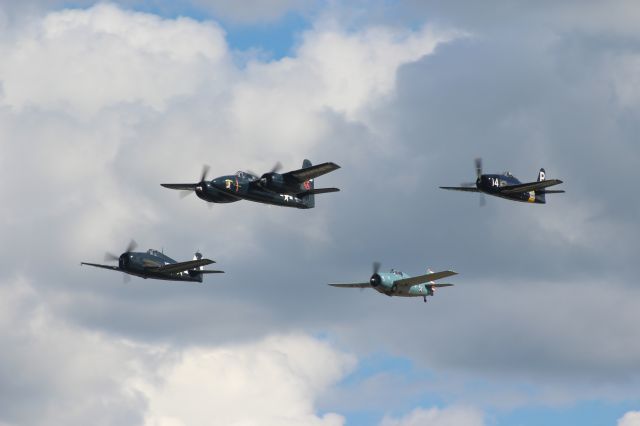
369 261 382 287
458 158 485 206
104 240 137 283
255 161 283 187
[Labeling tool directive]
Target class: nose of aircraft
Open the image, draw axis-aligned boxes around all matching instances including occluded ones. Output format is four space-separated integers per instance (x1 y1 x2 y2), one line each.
211 177 225 189
369 273 381 287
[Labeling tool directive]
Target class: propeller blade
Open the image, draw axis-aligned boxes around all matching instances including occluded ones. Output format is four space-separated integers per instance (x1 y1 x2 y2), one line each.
270 161 282 174
125 239 137 253
475 158 482 180
460 182 476 188
123 273 131 283
104 252 119 262
200 165 210 182
480 193 486 207
373 261 381 275
179 190 194 199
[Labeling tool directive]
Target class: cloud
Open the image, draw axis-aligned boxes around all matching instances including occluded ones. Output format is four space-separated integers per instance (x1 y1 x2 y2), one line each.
140 334 355 426
0 3 230 115
0 276 355 425
619 412 640 426
191 0 312 24
379 406 484 426
0 277 151 425
2 1 640 424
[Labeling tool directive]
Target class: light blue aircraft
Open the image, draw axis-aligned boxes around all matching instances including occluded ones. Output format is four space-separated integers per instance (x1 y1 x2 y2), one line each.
329 262 457 303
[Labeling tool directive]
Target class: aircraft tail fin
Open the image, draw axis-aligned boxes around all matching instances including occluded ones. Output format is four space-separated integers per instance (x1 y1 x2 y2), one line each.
300 159 315 209
535 168 546 203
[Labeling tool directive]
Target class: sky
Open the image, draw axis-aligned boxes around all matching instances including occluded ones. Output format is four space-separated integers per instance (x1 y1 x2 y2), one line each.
1 0 640 425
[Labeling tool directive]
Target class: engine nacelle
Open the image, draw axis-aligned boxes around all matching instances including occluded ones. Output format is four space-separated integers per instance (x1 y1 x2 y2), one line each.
259 172 299 194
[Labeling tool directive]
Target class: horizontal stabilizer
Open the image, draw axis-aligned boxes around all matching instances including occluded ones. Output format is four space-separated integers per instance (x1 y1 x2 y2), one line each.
500 179 563 194
395 270 458 288
285 162 340 182
150 258 214 274
298 187 340 197
161 183 198 191
329 282 371 288
440 186 480 192
81 262 121 272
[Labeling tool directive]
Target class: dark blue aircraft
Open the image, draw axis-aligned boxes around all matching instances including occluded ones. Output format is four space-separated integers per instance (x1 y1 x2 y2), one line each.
440 158 564 204
161 159 339 209
81 240 223 283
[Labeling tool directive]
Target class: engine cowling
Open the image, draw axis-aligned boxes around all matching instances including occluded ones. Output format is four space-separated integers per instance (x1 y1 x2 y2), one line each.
260 173 284 192
369 273 381 287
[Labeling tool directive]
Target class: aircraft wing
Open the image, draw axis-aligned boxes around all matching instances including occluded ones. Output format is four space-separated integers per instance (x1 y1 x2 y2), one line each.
81 262 121 272
160 183 197 190
439 186 480 192
297 187 340 197
328 282 371 288
150 258 214 274
284 162 340 182
500 179 563 194
394 270 458 288
199 270 225 274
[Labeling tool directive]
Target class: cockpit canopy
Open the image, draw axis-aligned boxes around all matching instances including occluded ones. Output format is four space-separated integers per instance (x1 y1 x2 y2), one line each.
235 171 257 180
390 268 403 276
147 249 162 256
504 171 513 177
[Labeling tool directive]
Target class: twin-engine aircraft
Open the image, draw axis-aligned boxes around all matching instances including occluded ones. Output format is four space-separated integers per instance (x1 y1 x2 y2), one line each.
440 158 564 204
81 240 223 283
161 159 340 209
329 262 457 303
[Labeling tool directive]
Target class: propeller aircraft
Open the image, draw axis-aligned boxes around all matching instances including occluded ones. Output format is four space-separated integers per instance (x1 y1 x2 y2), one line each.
81 240 223 283
161 159 340 209
329 262 457 303
440 158 564 204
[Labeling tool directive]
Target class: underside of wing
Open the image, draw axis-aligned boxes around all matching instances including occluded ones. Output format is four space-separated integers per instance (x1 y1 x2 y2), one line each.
500 179 563 194
394 270 458 288
150 258 214 274
431 283 454 288
160 183 198 190
329 282 371 288
199 270 225 274
285 162 340 182
81 262 121 272
539 189 565 194
439 186 480 192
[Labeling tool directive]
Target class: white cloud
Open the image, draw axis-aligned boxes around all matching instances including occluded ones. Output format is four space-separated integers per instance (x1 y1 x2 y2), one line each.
0 277 355 425
619 412 640 426
0 3 455 262
140 334 355 426
0 3 230 115
379 406 485 426
0 277 153 425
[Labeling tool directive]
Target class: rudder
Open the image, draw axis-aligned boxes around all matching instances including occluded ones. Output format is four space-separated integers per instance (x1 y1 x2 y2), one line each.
535 168 546 203
300 159 315 208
